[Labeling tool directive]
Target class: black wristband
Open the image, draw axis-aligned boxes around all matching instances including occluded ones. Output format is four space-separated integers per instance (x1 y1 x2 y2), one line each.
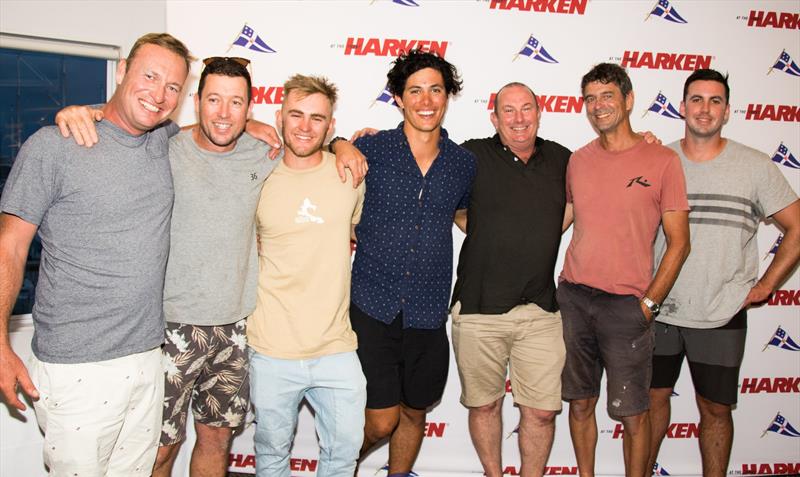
328 136 347 153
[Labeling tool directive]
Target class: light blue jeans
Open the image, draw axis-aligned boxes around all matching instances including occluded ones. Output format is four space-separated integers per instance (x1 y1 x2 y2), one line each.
249 349 367 477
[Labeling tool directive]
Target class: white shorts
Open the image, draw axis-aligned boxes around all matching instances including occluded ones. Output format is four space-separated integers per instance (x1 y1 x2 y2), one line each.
30 347 163 477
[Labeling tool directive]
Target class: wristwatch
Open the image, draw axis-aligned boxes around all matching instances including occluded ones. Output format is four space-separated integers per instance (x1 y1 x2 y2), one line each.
327 136 347 153
642 296 660 317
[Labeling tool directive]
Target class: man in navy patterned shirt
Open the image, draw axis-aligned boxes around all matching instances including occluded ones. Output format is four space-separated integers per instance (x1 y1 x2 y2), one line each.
338 50 476 476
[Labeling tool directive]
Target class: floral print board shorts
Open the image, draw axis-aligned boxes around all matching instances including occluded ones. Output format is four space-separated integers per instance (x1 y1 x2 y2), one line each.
160 319 250 445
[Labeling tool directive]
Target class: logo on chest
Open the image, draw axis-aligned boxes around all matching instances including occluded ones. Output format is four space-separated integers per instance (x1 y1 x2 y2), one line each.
295 198 324 224
626 176 652 188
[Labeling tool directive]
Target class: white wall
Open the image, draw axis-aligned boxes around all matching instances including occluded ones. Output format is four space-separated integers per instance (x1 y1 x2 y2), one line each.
0 0 166 56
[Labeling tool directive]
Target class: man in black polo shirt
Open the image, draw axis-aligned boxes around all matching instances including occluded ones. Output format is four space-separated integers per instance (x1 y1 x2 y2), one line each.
450 82 570 477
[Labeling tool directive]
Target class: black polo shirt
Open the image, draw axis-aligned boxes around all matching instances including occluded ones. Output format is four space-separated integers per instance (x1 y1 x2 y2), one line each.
452 134 571 314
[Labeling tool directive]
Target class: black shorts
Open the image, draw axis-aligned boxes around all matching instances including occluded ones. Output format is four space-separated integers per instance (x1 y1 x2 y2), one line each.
651 309 747 405
349 302 449 410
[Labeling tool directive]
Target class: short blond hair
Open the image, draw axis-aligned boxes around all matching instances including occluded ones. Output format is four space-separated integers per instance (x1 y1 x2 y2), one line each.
127 33 194 72
283 74 338 108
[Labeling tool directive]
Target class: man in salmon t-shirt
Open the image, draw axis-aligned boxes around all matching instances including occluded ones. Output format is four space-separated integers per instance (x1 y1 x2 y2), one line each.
556 63 690 477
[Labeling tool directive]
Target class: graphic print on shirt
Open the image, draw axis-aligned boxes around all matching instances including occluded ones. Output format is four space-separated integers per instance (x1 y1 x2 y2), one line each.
295 198 325 224
626 176 652 188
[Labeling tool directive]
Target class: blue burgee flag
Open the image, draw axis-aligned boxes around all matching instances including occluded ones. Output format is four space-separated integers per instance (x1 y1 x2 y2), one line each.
393 0 420 6
649 0 687 23
768 234 784 255
517 35 558 64
231 24 277 53
771 50 800 76
374 86 398 107
647 93 683 119
772 143 800 169
765 326 800 351
653 463 671 476
764 413 800 437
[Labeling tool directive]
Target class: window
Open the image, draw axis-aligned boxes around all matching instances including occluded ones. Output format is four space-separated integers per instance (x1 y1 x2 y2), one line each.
0 33 117 314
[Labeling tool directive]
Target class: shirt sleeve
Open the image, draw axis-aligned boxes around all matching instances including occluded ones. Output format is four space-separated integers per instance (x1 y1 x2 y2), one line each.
756 157 799 218
352 181 366 225
0 129 61 226
659 151 690 213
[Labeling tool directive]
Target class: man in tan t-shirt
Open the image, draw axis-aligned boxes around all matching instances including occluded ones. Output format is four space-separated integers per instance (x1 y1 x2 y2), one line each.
557 63 690 477
247 74 366 477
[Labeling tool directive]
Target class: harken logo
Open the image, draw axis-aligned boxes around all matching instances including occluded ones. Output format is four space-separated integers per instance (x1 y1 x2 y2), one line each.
747 10 800 30
487 93 583 113
740 377 800 394
250 85 283 105
503 465 578 475
767 290 800 306
343 37 448 57
621 51 711 70
488 0 588 15
228 454 317 471
612 422 697 439
741 462 800 475
744 104 799 122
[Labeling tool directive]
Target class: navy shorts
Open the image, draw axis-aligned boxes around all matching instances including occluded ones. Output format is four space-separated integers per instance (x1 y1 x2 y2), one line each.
349 302 449 410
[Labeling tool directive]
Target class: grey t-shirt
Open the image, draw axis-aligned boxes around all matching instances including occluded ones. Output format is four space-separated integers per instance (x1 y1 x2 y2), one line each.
1 119 178 363
654 139 798 328
163 131 276 326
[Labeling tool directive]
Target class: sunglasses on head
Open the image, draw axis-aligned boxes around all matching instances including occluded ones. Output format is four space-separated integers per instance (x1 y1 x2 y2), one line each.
202 56 251 67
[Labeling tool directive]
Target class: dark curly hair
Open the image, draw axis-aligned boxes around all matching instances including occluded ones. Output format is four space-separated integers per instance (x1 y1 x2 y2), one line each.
581 63 633 97
386 49 463 98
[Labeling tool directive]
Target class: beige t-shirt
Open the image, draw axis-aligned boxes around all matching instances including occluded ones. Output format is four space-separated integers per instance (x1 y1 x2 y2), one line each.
247 152 365 359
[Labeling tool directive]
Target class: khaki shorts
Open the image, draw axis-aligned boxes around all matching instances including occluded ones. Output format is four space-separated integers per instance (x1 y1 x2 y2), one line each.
451 301 565 411
30 348 163 477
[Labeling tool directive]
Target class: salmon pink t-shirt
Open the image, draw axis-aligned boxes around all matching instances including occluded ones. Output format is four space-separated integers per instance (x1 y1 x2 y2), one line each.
560 138 689 297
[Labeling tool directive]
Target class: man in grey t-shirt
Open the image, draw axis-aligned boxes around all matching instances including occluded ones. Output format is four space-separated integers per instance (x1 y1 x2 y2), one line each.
151 56 276 477
0 33 192 476
647 69 800 477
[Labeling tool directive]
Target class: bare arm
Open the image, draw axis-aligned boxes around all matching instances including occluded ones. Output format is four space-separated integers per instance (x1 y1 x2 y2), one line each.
454 209 467 234
0 213 40 410
562 202 574 233
743 199 800 307
331 139 368 188
244 119 282 159
642 210 691 320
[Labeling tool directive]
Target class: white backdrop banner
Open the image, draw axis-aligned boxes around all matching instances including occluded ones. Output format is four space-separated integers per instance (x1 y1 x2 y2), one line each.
2 1 799 476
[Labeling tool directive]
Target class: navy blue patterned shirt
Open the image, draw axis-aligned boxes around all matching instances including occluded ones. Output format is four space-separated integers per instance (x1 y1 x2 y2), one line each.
351 123 476 329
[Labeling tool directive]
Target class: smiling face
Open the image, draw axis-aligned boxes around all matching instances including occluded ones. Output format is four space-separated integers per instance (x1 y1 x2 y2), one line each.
680 79 729 140
112 43 188 136
277 90 334 161
490 84 540 158
194 74 252 152
395 67 448 135
583 80 633 135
